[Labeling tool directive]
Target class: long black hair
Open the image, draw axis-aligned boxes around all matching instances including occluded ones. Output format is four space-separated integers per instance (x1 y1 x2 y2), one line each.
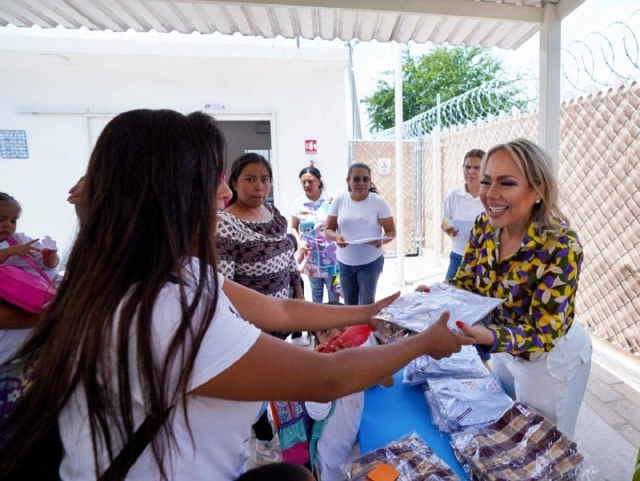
227 153 273 206
0 109 226 479
347 162 378 194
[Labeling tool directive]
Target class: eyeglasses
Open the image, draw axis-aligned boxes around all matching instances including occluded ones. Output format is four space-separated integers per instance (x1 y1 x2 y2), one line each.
351 176 370 183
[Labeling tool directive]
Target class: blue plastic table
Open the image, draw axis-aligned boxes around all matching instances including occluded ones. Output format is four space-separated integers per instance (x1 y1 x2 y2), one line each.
358 371 469 480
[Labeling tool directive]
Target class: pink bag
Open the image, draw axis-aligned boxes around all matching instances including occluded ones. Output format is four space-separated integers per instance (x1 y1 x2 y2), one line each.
0 237 57 313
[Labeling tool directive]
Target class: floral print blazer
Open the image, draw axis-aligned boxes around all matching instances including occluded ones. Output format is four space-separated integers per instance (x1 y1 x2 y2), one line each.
451 213 583 361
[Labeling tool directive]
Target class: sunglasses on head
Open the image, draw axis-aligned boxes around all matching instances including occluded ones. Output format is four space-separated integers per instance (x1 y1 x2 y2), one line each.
351 176 370 183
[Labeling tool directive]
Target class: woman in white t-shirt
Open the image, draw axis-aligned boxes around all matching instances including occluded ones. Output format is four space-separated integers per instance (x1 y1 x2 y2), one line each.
325 163 396 305
0 110 473 480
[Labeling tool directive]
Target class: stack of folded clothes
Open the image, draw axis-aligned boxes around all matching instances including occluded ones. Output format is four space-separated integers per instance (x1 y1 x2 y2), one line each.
451 403 593 480
344 432 459 481
403 346 490 386
424 376 513 434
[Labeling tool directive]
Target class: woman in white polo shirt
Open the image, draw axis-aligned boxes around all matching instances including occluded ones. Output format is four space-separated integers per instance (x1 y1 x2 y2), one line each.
325 163 396 306
441 149 485 280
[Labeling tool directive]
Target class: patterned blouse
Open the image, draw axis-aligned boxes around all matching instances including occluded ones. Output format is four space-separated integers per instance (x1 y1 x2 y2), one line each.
216 204 302 299
451 213 583 361
290 191 339 279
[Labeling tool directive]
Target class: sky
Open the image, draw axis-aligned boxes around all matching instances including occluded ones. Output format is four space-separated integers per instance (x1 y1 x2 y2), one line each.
347 0 640 135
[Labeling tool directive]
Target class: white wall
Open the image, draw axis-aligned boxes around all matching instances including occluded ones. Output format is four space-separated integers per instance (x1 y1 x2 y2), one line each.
0 31 348 258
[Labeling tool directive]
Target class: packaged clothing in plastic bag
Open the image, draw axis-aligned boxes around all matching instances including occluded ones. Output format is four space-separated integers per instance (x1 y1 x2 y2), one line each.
373 319 416 344
451 402 597 481
424 376 513 434
343 432 460 481
403 346 490 385
374 285 504 334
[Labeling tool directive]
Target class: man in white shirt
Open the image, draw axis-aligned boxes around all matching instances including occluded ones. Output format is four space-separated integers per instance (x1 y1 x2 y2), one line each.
441 149 485 280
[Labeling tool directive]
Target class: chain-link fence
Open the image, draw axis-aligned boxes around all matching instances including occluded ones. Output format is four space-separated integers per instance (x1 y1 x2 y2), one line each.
349 140 419 256
352 81 640 354
351 15 640 354
559 81 640 354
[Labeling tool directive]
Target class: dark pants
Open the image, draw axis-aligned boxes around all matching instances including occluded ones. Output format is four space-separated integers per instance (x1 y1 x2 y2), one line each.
475 316 492 361
252 410 273 442
339 256 384 306
445 251 463 281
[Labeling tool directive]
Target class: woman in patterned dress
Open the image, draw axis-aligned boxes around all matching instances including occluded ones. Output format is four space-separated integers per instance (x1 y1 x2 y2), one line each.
451 139 592 438
290 166 339 304
216 152 303 464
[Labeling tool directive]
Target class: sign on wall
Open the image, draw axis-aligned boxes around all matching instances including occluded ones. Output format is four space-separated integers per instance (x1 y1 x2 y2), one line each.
0 130 29 159
305 139 317 154
378 158 391 175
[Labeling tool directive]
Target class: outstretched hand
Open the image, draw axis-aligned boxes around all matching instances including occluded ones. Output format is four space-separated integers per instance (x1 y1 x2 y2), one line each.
9 239 40 258
420 312 475 359
454 320 494 346
367 291 400 330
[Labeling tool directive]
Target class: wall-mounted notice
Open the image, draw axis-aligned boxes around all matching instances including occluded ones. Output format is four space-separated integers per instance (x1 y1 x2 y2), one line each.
0 130 29 159
378 157 391 175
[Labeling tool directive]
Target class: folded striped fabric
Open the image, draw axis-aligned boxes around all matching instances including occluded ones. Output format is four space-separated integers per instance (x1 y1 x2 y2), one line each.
345 432 459 481
451 403 588 480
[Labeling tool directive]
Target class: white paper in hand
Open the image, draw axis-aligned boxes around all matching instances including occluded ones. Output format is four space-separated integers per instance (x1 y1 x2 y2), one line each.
375 284 504 333
346 236 392 245
450 220 475 238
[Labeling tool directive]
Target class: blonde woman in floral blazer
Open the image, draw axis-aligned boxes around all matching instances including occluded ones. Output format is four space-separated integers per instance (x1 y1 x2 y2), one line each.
452 139 592 438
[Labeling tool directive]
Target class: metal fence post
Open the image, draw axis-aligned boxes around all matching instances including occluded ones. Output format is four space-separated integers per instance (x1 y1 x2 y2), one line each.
432 94 442 267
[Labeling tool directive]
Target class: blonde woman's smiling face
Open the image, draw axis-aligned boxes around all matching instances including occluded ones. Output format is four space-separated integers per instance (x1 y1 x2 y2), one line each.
479 149 540 233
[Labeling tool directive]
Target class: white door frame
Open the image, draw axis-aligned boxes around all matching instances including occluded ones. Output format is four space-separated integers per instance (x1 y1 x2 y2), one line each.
84 110 280 205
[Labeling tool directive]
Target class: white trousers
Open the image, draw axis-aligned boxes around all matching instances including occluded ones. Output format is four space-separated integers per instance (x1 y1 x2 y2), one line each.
492 321 592 438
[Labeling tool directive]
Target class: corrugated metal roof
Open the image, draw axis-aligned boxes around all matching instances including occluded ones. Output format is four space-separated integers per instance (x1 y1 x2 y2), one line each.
0 0 580 50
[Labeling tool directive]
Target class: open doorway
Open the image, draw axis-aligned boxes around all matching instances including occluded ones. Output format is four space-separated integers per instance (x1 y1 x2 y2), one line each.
218 120 273 203
87 115 274 202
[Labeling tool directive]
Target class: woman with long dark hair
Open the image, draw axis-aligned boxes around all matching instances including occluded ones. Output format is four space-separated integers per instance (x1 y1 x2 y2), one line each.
0 110 472 480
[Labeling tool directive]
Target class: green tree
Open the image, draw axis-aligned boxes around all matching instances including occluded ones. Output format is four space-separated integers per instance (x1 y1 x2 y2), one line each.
362 45 523 133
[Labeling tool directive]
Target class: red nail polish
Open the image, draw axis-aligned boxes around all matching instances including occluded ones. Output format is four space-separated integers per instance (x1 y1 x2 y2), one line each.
456 321 464 329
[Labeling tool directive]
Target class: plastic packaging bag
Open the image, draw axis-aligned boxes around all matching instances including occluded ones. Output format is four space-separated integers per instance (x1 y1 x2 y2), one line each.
424 376 513 434
374 285 504 334
403 346 490 385
343 432 460 481
451 402 598 481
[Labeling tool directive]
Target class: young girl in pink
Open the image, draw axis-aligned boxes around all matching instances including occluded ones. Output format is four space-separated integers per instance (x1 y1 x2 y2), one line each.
0 192 60 362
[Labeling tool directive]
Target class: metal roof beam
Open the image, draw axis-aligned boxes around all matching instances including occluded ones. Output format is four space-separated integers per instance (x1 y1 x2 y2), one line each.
554 0 586 21
187 0 544 24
